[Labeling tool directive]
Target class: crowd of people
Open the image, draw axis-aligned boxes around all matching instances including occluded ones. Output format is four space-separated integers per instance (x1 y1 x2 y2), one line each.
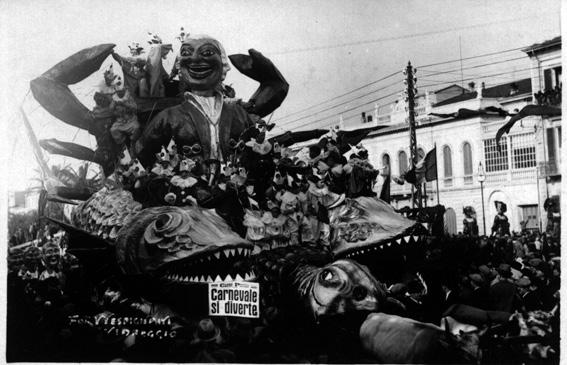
411 230 561 362
8 223 61 247
7 217 560 362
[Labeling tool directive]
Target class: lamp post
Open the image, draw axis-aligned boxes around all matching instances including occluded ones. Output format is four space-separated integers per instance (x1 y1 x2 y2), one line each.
477 162 486 235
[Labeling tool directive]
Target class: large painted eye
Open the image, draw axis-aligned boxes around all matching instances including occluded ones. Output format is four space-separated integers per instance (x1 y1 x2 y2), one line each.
201 49 214 57
320 269 334 282
180 46 193 57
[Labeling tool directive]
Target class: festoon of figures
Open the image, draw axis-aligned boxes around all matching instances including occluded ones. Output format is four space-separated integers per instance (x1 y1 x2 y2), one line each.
403 62 422 210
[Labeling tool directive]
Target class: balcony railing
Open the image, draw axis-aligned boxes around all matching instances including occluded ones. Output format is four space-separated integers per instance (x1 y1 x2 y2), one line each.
486 171 508 184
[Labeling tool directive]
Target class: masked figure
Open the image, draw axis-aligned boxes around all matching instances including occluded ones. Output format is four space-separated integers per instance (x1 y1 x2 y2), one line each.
462 206 479 236
135 35 256 166
491 201 510 236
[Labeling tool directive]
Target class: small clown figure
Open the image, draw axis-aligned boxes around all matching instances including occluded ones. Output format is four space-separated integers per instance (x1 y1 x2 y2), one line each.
171 159 198 205
129 159 148 189
99 64 120 96
166 138 180 170
40 242 62 281
110 84 141 150
151 146 174 177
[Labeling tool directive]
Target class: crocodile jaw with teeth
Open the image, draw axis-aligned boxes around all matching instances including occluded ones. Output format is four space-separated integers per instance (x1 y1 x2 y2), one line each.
116 205 254 286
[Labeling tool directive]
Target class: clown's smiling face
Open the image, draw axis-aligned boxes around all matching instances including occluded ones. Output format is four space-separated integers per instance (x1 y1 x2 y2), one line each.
179 39 223 93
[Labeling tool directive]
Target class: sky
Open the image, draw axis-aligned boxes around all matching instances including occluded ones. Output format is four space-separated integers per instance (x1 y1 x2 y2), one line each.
0 0 561 192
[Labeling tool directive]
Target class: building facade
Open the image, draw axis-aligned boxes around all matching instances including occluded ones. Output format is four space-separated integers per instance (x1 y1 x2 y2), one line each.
361 36 561 235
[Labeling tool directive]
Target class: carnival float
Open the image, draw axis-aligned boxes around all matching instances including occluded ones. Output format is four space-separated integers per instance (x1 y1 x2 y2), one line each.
7 30 559 363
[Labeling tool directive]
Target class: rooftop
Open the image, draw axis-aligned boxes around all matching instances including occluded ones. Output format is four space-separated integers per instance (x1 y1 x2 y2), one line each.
522 36 561 54
433 78 532 107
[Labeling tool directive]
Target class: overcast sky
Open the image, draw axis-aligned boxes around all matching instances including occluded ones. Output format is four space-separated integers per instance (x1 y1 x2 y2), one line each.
0 0 561 191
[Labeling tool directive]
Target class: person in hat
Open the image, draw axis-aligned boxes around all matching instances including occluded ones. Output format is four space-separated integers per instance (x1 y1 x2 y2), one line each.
462 206 479 237
465 272 489 309
487 263 518 312
491 201 510 237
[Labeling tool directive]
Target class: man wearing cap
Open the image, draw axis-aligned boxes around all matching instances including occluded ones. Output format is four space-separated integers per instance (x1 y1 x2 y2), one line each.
135 35 258 167
488 263 518 312
467 273 489 309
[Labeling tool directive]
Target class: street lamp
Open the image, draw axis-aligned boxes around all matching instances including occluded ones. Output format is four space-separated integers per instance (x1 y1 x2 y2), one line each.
477 162 486 235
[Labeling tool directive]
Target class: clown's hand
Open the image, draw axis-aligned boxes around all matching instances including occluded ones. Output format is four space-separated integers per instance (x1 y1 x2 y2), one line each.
229 49 281 82
228 49 289 117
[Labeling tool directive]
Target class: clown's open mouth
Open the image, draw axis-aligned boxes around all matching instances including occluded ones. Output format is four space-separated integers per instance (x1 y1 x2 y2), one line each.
158 244 256 284
186 64 215 79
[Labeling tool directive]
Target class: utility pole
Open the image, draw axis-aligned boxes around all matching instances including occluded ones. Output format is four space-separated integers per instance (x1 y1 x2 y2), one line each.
404 62 421 209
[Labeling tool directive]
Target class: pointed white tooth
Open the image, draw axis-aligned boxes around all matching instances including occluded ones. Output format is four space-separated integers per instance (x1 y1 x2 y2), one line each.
214 252 221 259
396 238 402 245
230 248 236 256
206 275 213 282
244 272 251 280
412 235 419 243
235 274 244 281
387 242 391 247
214 275 222 282
237 247 243 255
225 274 233 282
404 235 411 243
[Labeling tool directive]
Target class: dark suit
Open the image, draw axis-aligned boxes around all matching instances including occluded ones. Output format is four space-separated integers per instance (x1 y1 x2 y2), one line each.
135 99 254 166
488 280 517 312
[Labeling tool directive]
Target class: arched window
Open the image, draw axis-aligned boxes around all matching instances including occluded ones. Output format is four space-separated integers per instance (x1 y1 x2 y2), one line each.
443 145 453 186
398 151 408 175
463 142 473 184
381 153 391 175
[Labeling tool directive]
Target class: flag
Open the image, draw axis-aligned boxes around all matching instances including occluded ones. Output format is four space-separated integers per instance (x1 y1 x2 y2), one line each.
496 104 561 150
379 168 391 203
404 147 437 185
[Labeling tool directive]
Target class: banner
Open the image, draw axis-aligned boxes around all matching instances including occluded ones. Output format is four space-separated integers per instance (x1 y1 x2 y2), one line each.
209 281 260 318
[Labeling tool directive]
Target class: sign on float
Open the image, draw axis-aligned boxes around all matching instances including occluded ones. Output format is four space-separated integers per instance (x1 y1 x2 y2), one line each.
208 281 260 318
